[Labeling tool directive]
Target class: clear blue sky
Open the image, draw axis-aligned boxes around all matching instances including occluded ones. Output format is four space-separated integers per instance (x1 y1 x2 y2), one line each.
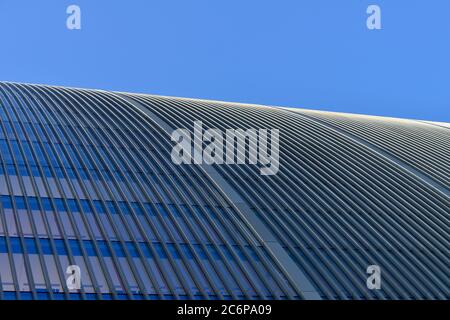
0 0 449 121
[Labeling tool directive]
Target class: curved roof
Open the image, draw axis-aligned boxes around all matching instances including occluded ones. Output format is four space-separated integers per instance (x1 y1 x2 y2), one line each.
0 82 448 300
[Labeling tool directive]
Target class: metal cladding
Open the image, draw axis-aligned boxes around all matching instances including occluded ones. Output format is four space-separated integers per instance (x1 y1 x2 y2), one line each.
0 82 448 300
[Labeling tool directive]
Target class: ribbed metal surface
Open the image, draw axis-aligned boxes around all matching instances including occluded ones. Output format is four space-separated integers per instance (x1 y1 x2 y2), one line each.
0 82 448 300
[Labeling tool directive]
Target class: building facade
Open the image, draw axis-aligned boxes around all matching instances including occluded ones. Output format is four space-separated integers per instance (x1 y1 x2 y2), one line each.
0 82 448 300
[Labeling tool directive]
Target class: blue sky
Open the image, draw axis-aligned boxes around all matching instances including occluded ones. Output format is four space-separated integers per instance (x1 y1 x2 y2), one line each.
0 0 448 121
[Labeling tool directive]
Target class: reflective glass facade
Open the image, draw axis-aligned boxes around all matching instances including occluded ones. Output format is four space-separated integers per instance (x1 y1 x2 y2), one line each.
0 82 448 300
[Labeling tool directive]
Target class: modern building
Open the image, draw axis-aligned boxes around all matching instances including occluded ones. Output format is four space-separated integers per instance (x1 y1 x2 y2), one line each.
0 82 448 300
